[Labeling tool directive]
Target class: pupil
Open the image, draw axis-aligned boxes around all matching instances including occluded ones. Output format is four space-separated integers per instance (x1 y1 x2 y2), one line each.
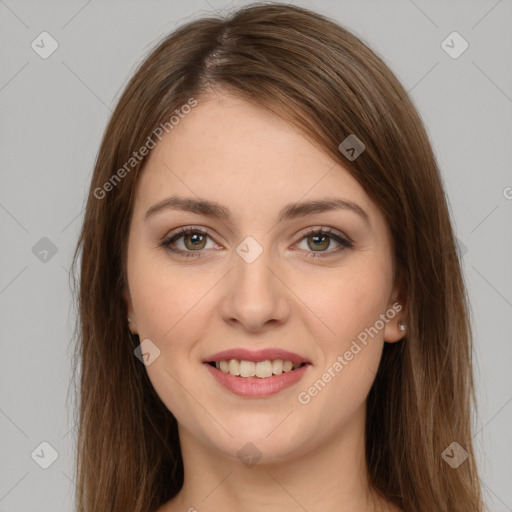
309 235 328 251
185 233 205 250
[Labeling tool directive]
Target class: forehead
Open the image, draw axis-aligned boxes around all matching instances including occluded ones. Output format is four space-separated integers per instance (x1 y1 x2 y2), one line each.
133 90 377 224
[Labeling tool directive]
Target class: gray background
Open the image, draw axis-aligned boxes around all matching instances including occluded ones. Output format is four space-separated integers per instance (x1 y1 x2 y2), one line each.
0 0 511 510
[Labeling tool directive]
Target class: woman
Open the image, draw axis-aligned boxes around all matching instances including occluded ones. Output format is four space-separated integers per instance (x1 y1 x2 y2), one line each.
72 3 485 511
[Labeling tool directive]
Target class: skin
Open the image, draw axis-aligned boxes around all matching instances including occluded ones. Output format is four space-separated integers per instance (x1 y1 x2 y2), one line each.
124 87 406 512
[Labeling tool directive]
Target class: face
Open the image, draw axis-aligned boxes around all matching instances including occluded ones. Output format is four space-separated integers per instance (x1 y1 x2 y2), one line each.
125 88 404 463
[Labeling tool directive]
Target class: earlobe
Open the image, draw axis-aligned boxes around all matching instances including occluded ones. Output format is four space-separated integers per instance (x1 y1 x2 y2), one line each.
122 287 132 316
384 280 407 343
123 287 138 334
127 316 138 334
383 315 407 343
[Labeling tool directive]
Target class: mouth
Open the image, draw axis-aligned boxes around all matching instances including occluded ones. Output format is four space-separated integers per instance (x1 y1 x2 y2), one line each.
206 359 308 378
203 359 312 398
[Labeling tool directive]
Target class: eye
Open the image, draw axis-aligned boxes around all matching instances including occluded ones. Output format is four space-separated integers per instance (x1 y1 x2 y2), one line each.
160 226 353 259
294 227 353 259
161 227 221 258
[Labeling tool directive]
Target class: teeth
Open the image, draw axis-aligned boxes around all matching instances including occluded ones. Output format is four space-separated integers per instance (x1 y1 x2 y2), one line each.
272 359 283 375
239 360 256 377
228 359 240 376
255 360 273 378
283 360 293 372
213 359 304 378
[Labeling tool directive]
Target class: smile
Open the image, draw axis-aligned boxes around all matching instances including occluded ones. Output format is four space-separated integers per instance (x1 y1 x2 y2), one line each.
204 360 311 398
209 359 304 378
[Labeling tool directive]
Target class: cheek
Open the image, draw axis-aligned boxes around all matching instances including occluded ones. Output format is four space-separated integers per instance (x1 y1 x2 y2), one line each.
128 244 209 343
293 269 390 425
293 258 393 421
293 259 392 353
127 252 214 423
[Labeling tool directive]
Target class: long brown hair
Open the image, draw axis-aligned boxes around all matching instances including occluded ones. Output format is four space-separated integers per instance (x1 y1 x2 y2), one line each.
71 3 484 511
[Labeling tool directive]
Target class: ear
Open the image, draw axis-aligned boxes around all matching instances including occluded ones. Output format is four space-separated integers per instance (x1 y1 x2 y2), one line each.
383 278 407 343
123 286 138 334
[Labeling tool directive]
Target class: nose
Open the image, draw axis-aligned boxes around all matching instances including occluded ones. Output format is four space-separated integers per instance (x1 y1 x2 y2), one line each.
219 245 291 333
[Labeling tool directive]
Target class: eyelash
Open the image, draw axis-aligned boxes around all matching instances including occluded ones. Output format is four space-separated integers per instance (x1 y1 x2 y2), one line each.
160 226 353 259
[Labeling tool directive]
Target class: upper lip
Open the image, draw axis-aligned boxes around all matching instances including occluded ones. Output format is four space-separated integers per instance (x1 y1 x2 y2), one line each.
203 348 311 365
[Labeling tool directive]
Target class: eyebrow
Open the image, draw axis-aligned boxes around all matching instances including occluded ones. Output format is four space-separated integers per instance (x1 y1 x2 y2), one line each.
145 195 370 226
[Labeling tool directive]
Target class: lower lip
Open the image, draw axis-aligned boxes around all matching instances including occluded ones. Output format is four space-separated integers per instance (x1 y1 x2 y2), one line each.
204 363 311 398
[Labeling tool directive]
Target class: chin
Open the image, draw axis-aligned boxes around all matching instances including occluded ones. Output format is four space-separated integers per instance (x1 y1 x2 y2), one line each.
198 417 310 464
